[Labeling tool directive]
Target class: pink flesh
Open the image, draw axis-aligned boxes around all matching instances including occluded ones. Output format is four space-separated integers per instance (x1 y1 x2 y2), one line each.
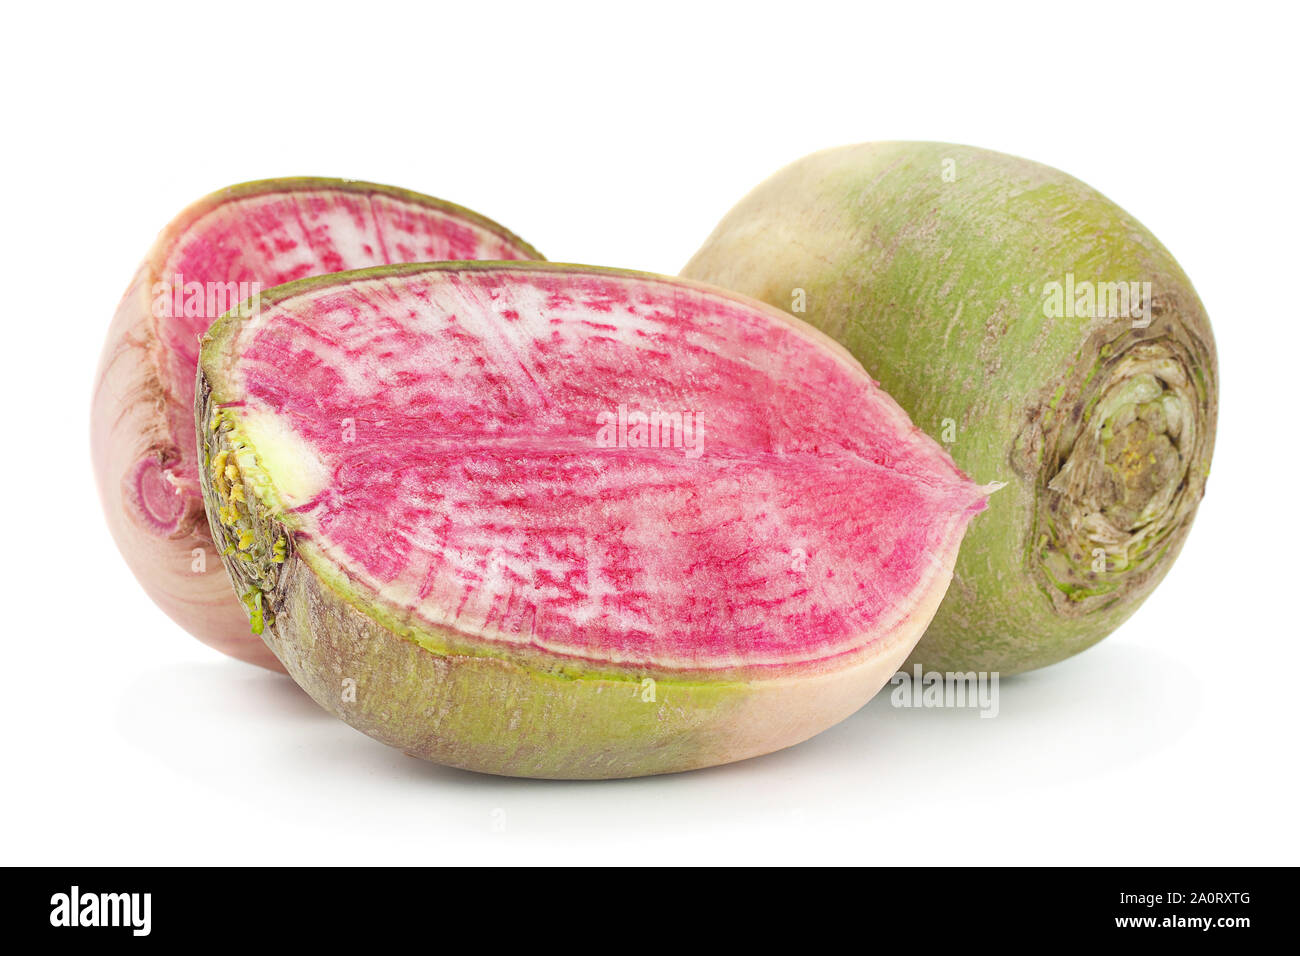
155 189 533 497
225 269 989 672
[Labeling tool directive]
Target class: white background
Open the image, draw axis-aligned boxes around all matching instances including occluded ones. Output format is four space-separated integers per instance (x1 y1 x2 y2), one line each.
2 1 1295 865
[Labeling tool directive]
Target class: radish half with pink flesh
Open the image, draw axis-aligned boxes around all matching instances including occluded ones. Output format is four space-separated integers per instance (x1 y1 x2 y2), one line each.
91 179 540 669
198 262 996 778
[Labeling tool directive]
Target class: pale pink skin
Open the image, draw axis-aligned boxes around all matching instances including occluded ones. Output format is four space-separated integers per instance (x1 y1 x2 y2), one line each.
91 182 539 669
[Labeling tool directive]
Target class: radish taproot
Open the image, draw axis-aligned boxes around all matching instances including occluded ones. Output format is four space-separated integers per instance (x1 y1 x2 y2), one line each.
683 142 1218 674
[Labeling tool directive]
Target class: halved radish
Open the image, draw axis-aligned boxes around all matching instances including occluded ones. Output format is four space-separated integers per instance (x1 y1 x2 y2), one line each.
199 262 994 777
92 179 539 668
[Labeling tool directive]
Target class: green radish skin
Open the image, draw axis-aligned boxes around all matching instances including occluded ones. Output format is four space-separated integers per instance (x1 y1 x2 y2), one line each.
683 142 1218 675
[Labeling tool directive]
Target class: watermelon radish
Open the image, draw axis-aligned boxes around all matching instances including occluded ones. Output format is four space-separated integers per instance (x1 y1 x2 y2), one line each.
91 179 540 669
683 143 1218 675
198 262 995 778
